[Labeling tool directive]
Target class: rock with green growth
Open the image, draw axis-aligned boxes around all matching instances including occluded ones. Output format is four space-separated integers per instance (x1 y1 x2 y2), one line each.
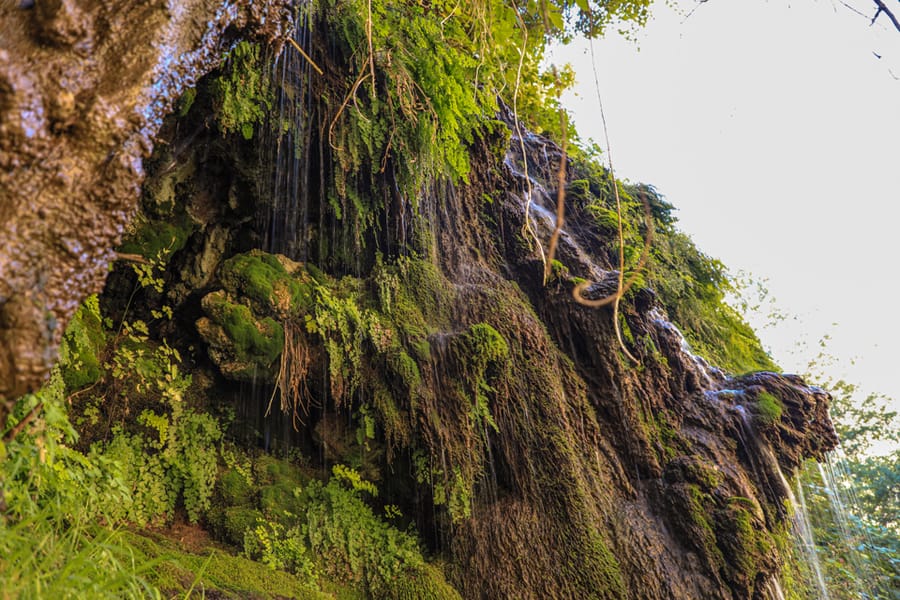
197 290 285 381
222 506 265 547
715 501 776 593
218 468 256 508
752 391 783 426
58 294 106 391
210 41 271 140
219 250 314 319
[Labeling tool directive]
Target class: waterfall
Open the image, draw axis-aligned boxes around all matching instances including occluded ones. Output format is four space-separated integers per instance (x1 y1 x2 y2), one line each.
236 0 315 453
791 473 832 600
258 0 315 262
804 450 882 599
731 404 832 599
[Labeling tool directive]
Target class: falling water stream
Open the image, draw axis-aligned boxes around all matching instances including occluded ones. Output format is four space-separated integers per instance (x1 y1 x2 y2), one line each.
259 1 314 261
791 471 833 600
236 0 315 452
731 398 890 599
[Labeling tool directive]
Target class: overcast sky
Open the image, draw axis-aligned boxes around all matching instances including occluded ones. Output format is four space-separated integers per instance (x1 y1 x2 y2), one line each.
553 0 900 444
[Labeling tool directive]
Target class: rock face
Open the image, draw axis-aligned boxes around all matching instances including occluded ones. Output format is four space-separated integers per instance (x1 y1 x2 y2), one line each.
2 3 840 599
0 0 291 414
132 83 837 598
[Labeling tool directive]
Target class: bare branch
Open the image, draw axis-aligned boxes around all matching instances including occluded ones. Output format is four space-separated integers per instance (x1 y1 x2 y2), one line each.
2 402 42 442
871 0 900 32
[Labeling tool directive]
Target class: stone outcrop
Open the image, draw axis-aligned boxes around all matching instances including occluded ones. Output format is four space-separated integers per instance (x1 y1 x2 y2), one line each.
0 0 291 415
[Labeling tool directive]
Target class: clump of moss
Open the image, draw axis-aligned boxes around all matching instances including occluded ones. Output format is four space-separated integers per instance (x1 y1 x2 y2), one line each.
211 41 271 140
753 391 783 425
663 455 722 491
685 484 727 569
197 291 285 380
119 214 194 262
58 294 106 391
716 502 775 594
219 251 314 318
220 303 284 366
218 469 256 508
461 323 509 370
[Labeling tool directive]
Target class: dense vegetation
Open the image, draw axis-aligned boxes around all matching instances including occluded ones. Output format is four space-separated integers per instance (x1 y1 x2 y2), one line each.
1 0 895 598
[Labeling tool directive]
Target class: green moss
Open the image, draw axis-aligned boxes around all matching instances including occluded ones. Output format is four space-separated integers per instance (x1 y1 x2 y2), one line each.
753 391 783 425
685 484 726 569
176 86 197 117
118 529 326 599
58 295 106 391
716 504 775 592
566 179 592 203
222 506 264 547
255 454 302 486
211 41 271 140
390 350 422 392
260 482 304 518
218 469 255 508
462 323 509 367
219 301 285 367
220 251 314 317
119 217 193 261
383 562 462 600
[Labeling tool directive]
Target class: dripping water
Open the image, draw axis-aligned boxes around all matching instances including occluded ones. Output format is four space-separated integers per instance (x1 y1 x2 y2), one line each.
804 449 883 599
237 0 315 453
731 405 832 600
791 472 833 600
764 577 787 600
259 1 314 262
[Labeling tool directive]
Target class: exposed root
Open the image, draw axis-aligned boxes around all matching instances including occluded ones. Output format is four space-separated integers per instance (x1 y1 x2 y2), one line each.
270 320 312 430
570 29 656 365
510 0 547 276
328 60 372 152
287 37 323 76
543 73 569 285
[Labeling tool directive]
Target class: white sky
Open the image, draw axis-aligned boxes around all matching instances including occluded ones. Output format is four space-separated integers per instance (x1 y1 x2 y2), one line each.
552 0 900 443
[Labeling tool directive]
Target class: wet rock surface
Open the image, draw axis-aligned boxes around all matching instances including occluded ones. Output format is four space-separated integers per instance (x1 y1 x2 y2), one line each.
2 6 841 598
0 0 291 410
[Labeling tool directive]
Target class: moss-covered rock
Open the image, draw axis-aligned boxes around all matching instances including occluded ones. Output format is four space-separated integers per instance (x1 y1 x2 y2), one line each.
218 468 256 508
752 390 783 426
197 290 285 381
219 250 314 319
222 506 265 547
715 501 776 595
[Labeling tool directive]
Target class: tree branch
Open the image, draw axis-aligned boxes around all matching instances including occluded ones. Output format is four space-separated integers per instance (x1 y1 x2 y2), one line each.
2 402 42 442
871 0 900 32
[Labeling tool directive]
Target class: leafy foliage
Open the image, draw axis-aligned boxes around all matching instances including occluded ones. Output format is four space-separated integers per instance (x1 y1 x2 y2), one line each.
212 41 272 139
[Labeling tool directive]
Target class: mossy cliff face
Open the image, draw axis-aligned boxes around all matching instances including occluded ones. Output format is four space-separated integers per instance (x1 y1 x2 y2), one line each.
3 1 839 598
130 58 838 600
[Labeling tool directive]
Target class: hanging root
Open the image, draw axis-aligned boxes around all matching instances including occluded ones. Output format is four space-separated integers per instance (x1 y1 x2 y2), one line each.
510 0 547 275
572 181 653 365
543 71 569 285
287 37 323 76
270 320 312 430
328 60 372 151
571 26 653 365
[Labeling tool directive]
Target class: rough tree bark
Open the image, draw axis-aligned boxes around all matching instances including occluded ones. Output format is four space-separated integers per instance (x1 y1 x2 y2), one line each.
0 0 290 422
